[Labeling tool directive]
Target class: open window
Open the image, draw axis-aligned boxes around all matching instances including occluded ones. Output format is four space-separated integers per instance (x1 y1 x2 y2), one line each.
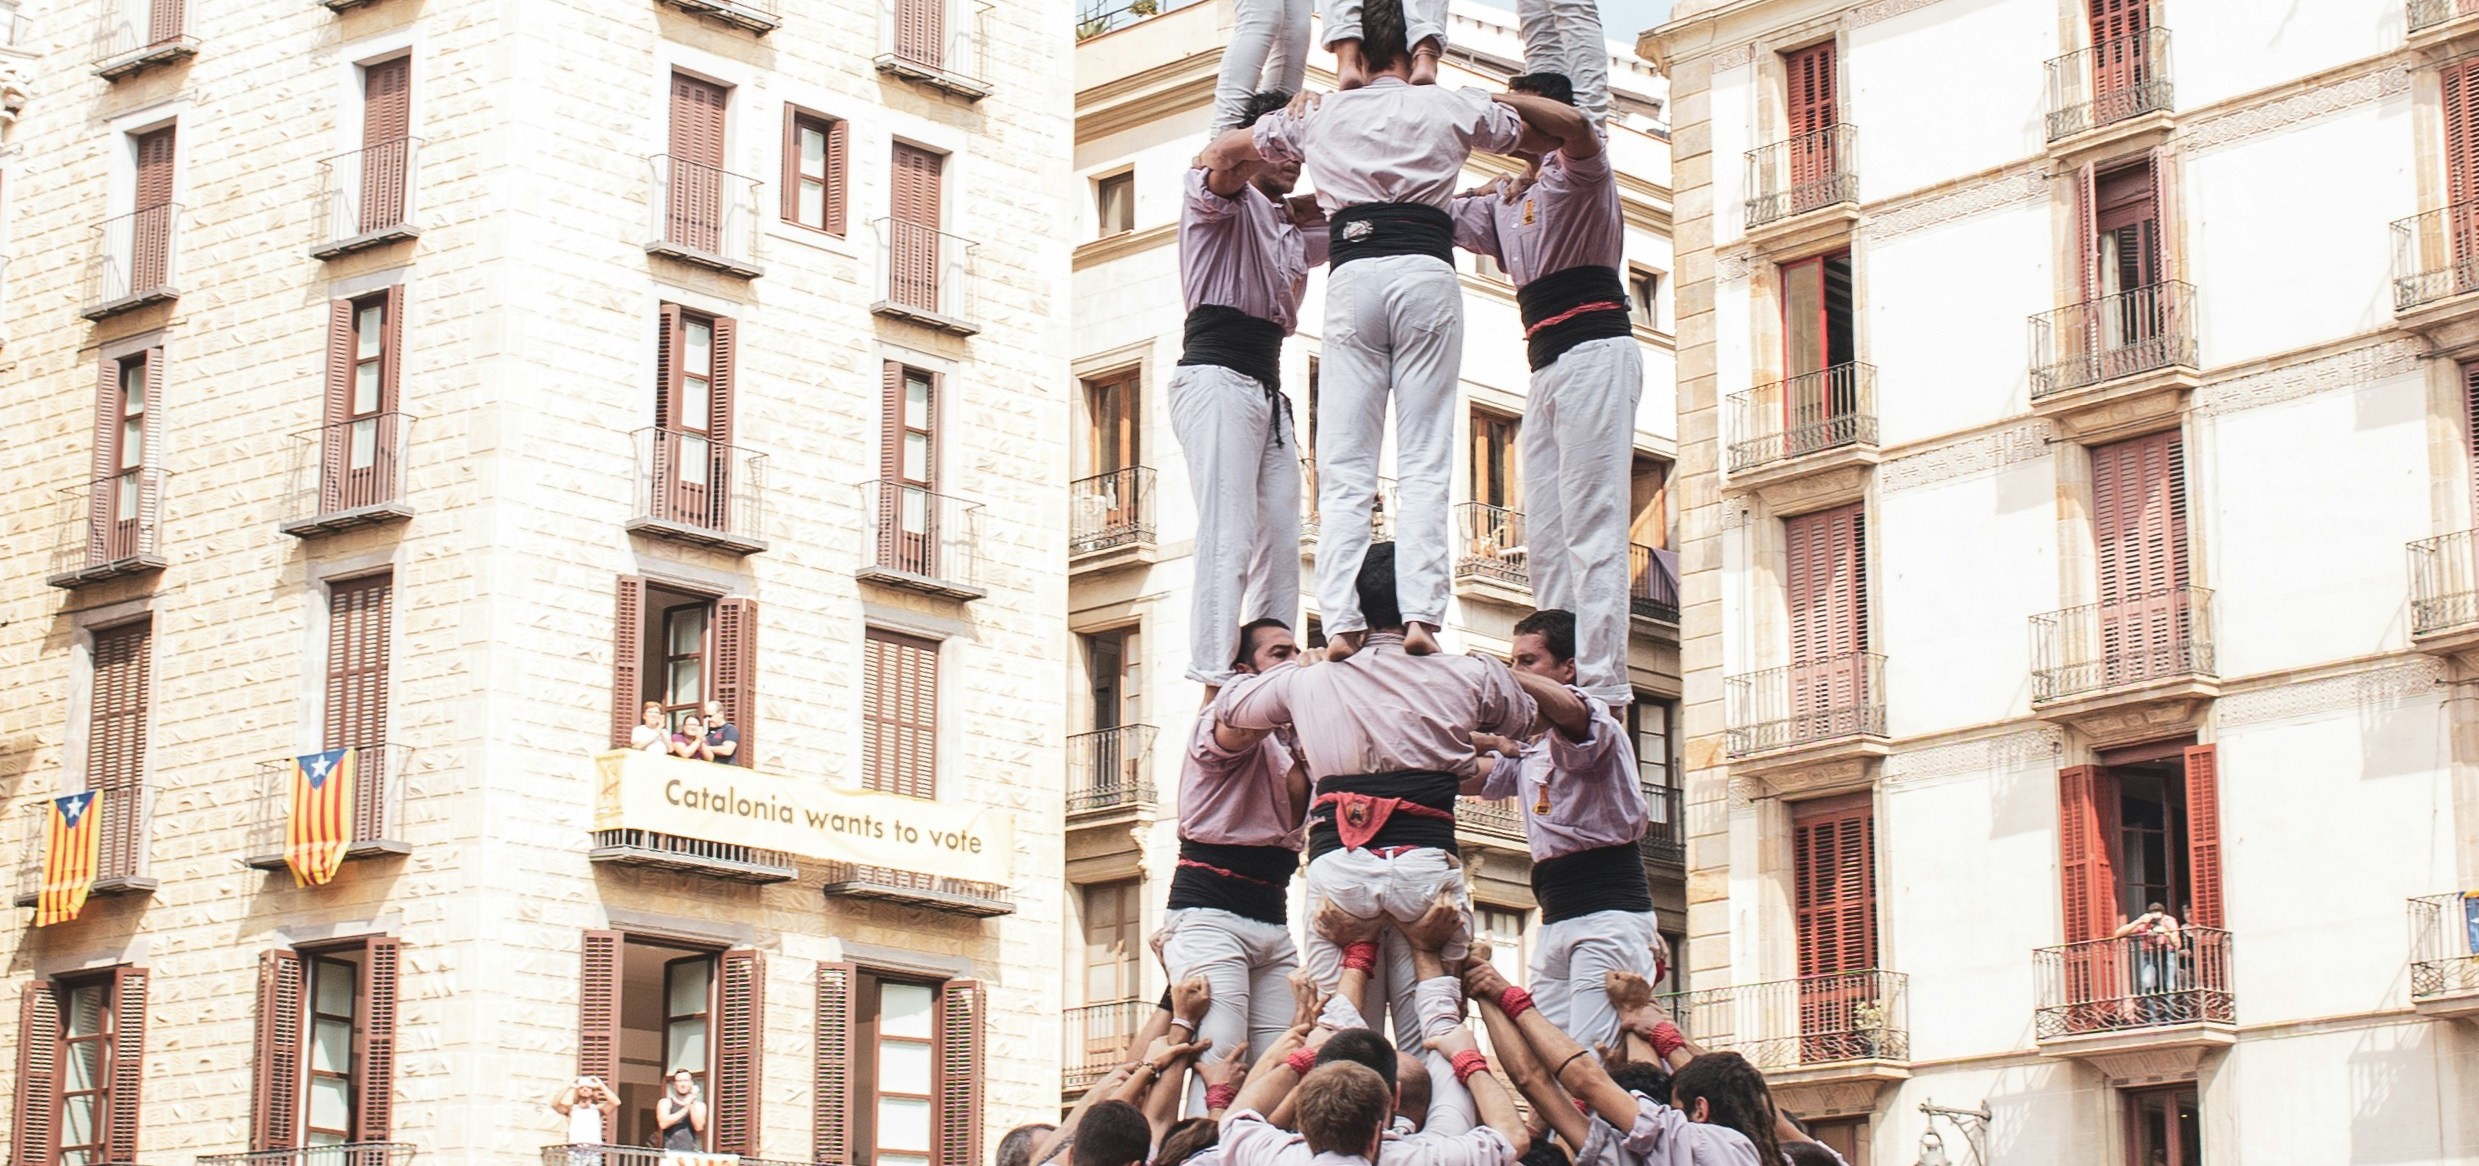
609 577 756 765
574 933 762 1152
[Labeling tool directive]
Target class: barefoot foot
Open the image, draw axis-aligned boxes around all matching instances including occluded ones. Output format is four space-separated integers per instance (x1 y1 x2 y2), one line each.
1403 622 1441 655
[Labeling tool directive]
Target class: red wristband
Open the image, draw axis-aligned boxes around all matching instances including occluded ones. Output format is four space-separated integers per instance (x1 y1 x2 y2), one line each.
1496 986 1536 1020
1449 1049 1490 1085
1649 1021 1686 1061
1341 942 1379 973
1206 1083 1239 1110
1286 1046 1319 1076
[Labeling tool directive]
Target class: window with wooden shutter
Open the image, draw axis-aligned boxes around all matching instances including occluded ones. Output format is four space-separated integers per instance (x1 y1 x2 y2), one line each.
1791 796 1875 1061
45 971 137 1166
355 937 400 1143
2465 363 2479 525
667 73 730 254
1784 503 1867 738
326 573 393 843
104 968 146 1164
304 955 356 1145
785 109 848 236
1084 371 1139 478
2093 158 2160 300
577 930 624 1142
131 127 175 293
2089 431 2189 683
87 619 151 884
713 598 757 768
2181 745 2222 930
252 950 306 1151
2448 58 2479 272
894 0 946 71
1470 409 1520 508
2057 765 2119 944
2088 0 2151 102
653 306 737 532
91 349 160 566
321 288 404 516
889 144 946 314
15 981 60 1166
858 976 939 1166
864 629 940 798
611 576 648 748
879 364 940 575
934 980 984 1166
815 963 857 1166
360 56 412 234
1782 41 1838 214
1081 881 1142 1003
713 948 764 1154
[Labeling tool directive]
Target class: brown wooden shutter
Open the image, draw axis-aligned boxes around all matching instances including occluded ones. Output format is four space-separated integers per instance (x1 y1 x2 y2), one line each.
2465 363 2479 524
14 981 60 1166
2182 745 2223 929
1784 504 1866 735
891 145 945 312
656 304 685 432
327 574 394 842
814 963 857 1166
361 56 412 233
88 357 119 564
780 109 800 223
714 598 757 769
149 0 186 45
105 966 147 1164
355 937 401 1142
578 930 624 1142
708 314 736 452
89 620 152 884
825 118 849 237
668 74 728 254
321 299 359 512
934 979 985 1166
251 950 305 1151
2056 765 2117 943
2091 431 2188 677
2075 161 2098 306
139 352 164 552
1791 795 1875 976
669 74 728 170
132 128 176 293
1785 42 1835 138
134 127 175 208
880 362 905 486
864 629 940 798
714 948 764 1155
611 577 647 749
379 284 405 414
896 0 946 69
2450 58 2479 264
2088 0 2147 100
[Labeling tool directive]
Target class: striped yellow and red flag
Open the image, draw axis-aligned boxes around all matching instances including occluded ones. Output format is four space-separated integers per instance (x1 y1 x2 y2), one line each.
35 791 100 927
286 747 357 888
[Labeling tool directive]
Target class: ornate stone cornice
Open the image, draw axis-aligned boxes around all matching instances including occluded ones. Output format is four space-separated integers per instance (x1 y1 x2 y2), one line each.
2215 658 2442 728
1862 165 2050 243
2179 65 2412 155
1878 421 2055 494
2191 337 2426 416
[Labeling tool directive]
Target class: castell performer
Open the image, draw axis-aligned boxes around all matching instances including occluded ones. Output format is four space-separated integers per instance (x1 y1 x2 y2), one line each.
1175 90 1326 692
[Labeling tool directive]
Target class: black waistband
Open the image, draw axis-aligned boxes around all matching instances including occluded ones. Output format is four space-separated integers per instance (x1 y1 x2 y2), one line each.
1517 265 1633 371
1532 843 1655 924
1328 203 1455 268
1306 771 1460 860
1178 305 1286 396
1168 840 1298 924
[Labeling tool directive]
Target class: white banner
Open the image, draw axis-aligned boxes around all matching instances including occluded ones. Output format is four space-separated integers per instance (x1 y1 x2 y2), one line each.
595 750 1012 884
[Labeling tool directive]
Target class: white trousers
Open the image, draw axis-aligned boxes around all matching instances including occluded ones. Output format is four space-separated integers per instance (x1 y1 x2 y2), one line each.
1171 363 1302 686
1530 908 1667 1051
1162 907 1300 1114
1515 0 1611 127
1321 0 1450 52
1521 336 1643 705
1313 255 1463 633
1304 848 1477 1131
1211 0 1313 137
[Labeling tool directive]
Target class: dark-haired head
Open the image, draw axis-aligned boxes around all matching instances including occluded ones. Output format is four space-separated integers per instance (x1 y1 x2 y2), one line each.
1510 609 1578 685
1781 1144 1843 1166
1607 1059 1673 1109
1670 1053 1782 1166
1239 89 1293 129
1509 73 1577 107
1353 543 1406 632
1152 1118 1219 1166
1358 0 1412 74
1316 1027 1401 1096
1073 1102 1153 1166
1233 617 1296 674
998 1124 1057 1166
1517 1140 1571 1166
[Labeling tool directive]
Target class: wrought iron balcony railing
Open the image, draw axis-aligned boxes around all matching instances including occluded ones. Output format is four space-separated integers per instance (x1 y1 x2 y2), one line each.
1725 652 1885 758
871 217 979 334
648 154 766 278
1726 362 1876 473
656 0 783 35
1631 544 1680 624
2029 586 2213 703
1456 797 1526 843
2410 892 2479 1002
1455 502 1529 588
2045 27 2173 141
1072 466 1156 555
13 785 155 907
283 413 415 536
1063 998 1153 1091
244 743 414 870
2035 927 2233 1038
1639 783 1685 868
49 469 167 588
630 427 769 553
858 478 987 599
93 0 198 79
820 860 1015 916
1068 725 1157 814
1744 123 1858 230
2409 530 2479 637
2390 202 2479 312
876 0 991 98
1663 970 1909 1069
2410 0 2479 33
542 1148 806 1166
82 204 182 317
1301 460 1397 542
2029 280 2197 399
315 138 422 258
202 1143 416 1166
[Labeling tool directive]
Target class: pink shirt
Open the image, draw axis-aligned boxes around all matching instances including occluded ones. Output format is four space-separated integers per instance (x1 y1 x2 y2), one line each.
1215 634 1538 780
1181 167 1329 335
1179 712 1304 850
1450 142 1624 287
1477 688 1646 860
1251 80 1526 213
1218 1112 1515 1166
1615 1100 1763 1166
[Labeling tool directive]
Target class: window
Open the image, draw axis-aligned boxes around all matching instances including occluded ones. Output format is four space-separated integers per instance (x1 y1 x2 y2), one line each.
1779 252 1855 451
1781 41 1841 216
2060 744 2224 940
326 573 394 840
86 619 151 882
2446 59 2479 261
2088 431 2188 666
128 126 175 294
1476 904 1530 987
651 305 738 530
574 936 760 1152
1806 1118 1867 1166
1095 170 1134 236
1082 880 1143 1004
863 628 940 798
2088 0 2153 104
58 979 112 1166
665 953 715 1093
1628 266 1661 330
357 56 412 234
816 968 983 1166
1791 794 1876 1061
2123 1085 2200 1166
1630 697 1676 795
304 955 357 1144
1654 932 1685 998
90 349 159 563
1085 370 1139 477
1784 504 1867 726
1082 628 1138 732
610 578 756 762
1303 356 1321 459
2091 159 2160 300
862 976 939 1166
784 109 848 235
1470 409 1520 508
1630 456 1669 552
889 144 947 313
876 363 942 575
14 968 149 1166
666 72 731 253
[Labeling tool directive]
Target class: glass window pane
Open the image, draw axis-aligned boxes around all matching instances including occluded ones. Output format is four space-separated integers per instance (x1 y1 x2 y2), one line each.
668 661 703 706
905 380 931 430
117 474 139 520
354 363 381 416
682 377 710 431
121 419 144 470
64 986 106 1037
669 959 713 1015
800 181 826 227
357 305 386 360
309 1074 352 1130
900 487 928 534
308 1132 348 1149
878 1095 933 1151
122 364 145 414
311 1017 353 1074
801 127 828 176
1782 259 1823 377
668 609 707 654
61 1149 95 1166
350 418 378 470
680 435 710 485
667 1017 708 1074
903 433 929 483
687 321 713 377
62 1095 97 1146
880 1155 931 1166
63 1041 102 1091
881 983 935 1039
881 1036 932 1093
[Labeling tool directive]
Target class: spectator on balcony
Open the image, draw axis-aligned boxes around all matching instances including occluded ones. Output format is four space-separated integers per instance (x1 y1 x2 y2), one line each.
657 1069 706 1151
553 1076 619 1148
2114 902 2182 1019
632 702 671 754
670 713 710 761
701 700 740 765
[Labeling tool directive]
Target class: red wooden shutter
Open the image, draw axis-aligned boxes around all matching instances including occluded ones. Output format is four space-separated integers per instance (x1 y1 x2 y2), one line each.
891 145 945 313
934 979 985 1166
1791 796 1876 975
896 0 946 69
714 598 757 769
89 620 152 884
1784 504 1866 736
321 299 358 512
379 284 405 415
668 74 728 254
2182 745 2223 929
14 981 60 1166
87 357 119 564
815 963 857 1166
138 352 164 553
251 950 305 1150
714 948 764 1154
611 577 647 749
2088 0 2148 100
880 362 906 486
2091 431 2188 680
2449 58 2479 267
134 128 175 208
2056 765 2118 942
1783 41 1836 208
2465 363 2479 524
104 966 147 1164
132 128 176 293
707 314 738 530
149 0 186 45
355 937 401 1142
656 304 684 432
327 573 394 842
578 931 623 1142
864 629 940 798
826 118 849 237
2075 161 2098 307
361 56 412 233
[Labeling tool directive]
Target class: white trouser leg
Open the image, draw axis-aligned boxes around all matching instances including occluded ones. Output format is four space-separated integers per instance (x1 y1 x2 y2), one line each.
1171 365 1282 685
1163 908 1301 1114
1263 0 1312 96
1335 256 1463 629
1211 0 1298 136
1320 0 1451 52
1514 0 1609 126
1311 262 1393 635
1522 338 1642 704
1248 390 1303 643
1530 909 1666 1051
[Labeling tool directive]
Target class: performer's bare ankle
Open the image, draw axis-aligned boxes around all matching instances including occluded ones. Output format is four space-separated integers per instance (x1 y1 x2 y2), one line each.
1409 41 1441 85
1334 40 1368 89
1325 629 1364 661
1403 622 1441 655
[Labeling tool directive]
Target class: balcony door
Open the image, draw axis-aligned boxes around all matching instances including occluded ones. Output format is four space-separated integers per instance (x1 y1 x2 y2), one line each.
1468 409 1521 564
94 352 156 563
1783 41 1837 213
1778 252 1854 456
1082 628 1141 796
131 126 175 294
2057 746 2224 1028
2447 59 2479 284
1783 503 1866 741
656 306 737 532
360 56 411 234
2086 158 2165 371
879 363 939 575
896 0 945 70
2124 1086 2201 1166
1086 371 1140 531
86 620 151 885
667 72 728 254
2088 0 2151 106
2089 430 2188 686
890 144 945 314
323 290 401 516
1791 794 1877 1063
1081 880 1142 1005
325 573 394 844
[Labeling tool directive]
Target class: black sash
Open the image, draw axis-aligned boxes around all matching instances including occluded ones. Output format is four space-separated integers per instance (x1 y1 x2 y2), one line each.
1516 264 1634 371
1167 840 1299 925
1531 842 1655 924
1328 202 1455 267
1178 304 1286 397
1306 771 1460 860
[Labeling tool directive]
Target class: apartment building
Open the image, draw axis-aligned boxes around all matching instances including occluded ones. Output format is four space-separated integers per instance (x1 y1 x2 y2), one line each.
1645 1 2479 1163
1061 0 1684 1096
1 1 1069 1164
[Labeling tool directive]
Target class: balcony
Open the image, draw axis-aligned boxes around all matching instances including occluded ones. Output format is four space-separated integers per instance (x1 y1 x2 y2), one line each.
1456 797 1528 847
1301 460 1396 544
647 154 766 278
321 0 389 11
281 414 416 537
1742 124 1859 244
2044 27 2173 147
1724 363 1878 492
875 0 991 100
2410 0 2479 39
2389 204 2479 353
48 470 167 589
1724 653 1887 788
1076 0 1210 39
820 860 1014 916
1638 783 1684 868
871 217 979 335
1667 971 1909 1113
243 743 414 871
655 0 782 35
1071 466 1157 568
2027 281 2198 434
1455 502 1531 601
857 479 988 600
2409 893 2479 1020
313 138 422 259
81 205 182 318
1631 544 1680 626
1065 998 1152 1092
92 1 198 79
2029 586 2216 740
12 786 158 908
543 1149 806 1166
589 750 797 883
1067 725 1157 819
2035 928 2234 1073
203 1144 417 1166
627 428 769 555
2410 531 2479 658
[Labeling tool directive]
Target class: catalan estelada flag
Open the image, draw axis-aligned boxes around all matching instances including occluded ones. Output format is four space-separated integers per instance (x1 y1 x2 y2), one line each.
286 747 357 888
35 791 100 927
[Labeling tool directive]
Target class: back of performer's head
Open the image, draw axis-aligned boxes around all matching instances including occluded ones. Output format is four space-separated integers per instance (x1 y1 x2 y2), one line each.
1607 1058 1673 1107
1780 1144 1844 1166
1297 1062 1396 1157
998 1124 1057 1166
1354 542 1406 632
1358 0 1413 75
1670 1053 1783 1166
1517 1140 1572 1166
1393 1052 1430 1125
1239 89 1293 129
1316 1027 1401 1096
1509 72 1577 107
1074 1101 1154 1166
1153 1118 1219 1166
1512 608 1577 667
1233 617 1296 674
